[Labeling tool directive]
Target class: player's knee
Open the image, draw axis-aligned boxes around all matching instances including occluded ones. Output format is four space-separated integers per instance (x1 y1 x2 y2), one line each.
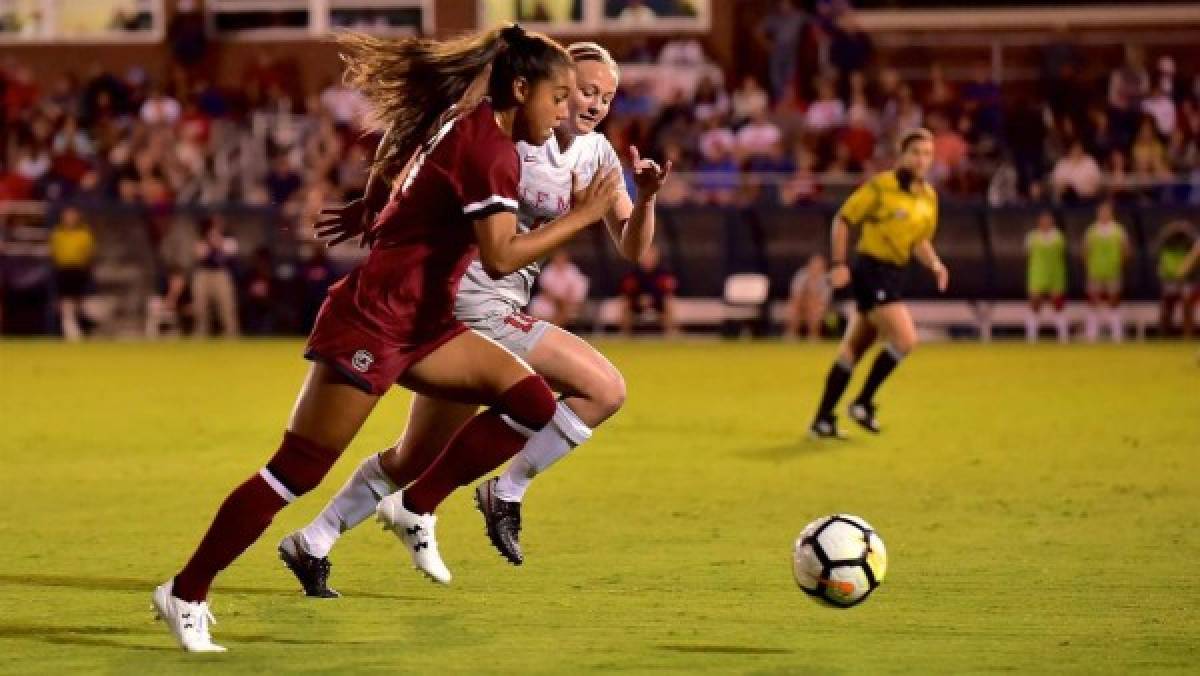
891 335 917 356
496 374 556 431
264 431 341 500
591 370 627 418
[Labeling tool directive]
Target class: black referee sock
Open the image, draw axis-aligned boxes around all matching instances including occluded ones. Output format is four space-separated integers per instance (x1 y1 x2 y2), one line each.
855 344 905 406
815 359 854 420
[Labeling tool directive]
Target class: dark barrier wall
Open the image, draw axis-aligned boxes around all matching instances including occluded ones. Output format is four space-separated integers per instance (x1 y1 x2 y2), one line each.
2 201 1196 335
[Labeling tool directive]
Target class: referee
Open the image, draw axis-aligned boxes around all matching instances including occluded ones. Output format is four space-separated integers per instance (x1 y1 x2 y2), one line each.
810 128 949 439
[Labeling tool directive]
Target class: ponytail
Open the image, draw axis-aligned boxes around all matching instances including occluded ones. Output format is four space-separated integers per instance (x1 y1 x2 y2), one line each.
339 24 570 177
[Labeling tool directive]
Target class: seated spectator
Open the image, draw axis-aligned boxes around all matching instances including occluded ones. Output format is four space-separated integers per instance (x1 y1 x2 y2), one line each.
49 207 96 341
929 112 968 184
962 62 1004 142
736 109 783 160
1141 84 1176 138
653 142 691 207
692 75 730 124
837 105 876 169
140 84 181 127
1051 140 1103 203
780 148 821 205
620 242 678 337
744 140 794 204
805 77 845 136
731 75 770 125
881 83 923 150
531 250 590 328
265 154 303 205
658 37 707 68
696 117 739 205
785 254 832 340
1131 117 1172 181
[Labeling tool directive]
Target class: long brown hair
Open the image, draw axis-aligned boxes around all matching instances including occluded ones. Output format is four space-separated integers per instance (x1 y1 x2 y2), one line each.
339 24 570 177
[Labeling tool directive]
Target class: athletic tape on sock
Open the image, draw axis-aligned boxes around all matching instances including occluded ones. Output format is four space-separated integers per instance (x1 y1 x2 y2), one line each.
884 342 908 361
551 401 593 446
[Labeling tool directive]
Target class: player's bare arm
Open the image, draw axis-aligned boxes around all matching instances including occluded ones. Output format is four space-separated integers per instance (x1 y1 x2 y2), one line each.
475 169 620 278
913 239 949 292
829 216 852 289
605 145 672 261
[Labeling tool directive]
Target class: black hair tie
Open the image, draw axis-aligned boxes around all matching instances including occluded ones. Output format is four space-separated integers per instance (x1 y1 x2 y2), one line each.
500 23 525 45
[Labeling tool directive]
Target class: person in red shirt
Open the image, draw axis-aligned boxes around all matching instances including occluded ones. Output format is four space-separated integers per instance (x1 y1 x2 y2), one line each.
153 25 621 653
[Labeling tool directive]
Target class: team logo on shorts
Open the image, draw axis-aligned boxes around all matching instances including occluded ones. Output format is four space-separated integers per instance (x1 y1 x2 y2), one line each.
352 349 374 373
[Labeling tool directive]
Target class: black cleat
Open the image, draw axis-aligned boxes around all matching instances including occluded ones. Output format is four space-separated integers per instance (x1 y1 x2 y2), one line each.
474 478 523 565
278 532 340 598
848 400 881 434
809 414 848 440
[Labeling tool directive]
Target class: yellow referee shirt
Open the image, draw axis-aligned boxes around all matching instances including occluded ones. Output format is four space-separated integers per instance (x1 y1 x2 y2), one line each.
837 170 938 266
50 226 96 269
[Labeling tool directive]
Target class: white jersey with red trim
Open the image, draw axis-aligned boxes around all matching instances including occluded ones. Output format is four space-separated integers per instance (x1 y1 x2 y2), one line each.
456 131 624 311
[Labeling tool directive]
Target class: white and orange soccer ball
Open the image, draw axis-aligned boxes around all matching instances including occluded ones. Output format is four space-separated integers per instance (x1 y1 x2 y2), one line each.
793 514 887 608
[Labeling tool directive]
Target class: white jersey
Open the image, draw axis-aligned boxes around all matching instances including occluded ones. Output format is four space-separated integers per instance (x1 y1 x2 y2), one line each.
456 131 624 310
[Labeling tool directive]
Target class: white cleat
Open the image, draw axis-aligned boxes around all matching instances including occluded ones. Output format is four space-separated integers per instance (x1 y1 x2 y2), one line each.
152 581 227 653
376 492 452 584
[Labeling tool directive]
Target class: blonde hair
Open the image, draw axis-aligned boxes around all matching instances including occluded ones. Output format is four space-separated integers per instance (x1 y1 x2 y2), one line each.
897 127 933 153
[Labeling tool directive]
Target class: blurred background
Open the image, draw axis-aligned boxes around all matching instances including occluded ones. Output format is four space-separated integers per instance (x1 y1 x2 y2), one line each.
1 0 1198 342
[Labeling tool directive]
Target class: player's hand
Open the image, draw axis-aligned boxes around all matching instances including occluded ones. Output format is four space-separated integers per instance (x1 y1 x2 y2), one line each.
830 263 851 289
314 198 372 247
571 169 621 224
629 145 672 198
932 261 949 292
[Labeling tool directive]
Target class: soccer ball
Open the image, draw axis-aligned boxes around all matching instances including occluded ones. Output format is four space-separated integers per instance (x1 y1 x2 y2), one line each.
793 514 887 608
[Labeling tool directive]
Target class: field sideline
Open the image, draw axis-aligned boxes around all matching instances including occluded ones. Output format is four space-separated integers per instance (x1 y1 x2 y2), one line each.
1 340 1197 674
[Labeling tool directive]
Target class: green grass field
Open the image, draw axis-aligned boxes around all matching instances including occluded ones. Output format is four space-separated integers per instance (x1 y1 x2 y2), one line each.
1 340 1197 674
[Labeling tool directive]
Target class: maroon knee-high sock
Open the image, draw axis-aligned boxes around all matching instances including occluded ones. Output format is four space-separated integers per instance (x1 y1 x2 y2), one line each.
172 432 338 602
404 376 555 514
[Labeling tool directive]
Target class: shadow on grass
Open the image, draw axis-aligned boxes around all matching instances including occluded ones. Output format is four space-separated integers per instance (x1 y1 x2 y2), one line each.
657 644 793 655
738 437 860 462
0 624 175 652
0 622 379 651
0 573 424 601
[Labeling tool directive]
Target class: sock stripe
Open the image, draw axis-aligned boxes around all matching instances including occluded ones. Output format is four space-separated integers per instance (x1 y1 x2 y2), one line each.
499 414 537 438
258 467 297 503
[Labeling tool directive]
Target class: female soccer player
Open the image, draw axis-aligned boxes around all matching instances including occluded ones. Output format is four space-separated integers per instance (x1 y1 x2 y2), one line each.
153 26 623 652
809 128 948 439
278 43 670 598
1025 209 1069 343
1082 200 1130 343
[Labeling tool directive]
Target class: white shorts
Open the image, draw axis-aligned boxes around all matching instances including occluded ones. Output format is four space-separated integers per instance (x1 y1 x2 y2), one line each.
455 294 551 358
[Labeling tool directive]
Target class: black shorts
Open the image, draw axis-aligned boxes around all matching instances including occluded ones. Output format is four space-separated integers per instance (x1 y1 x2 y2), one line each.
55 268 92 299
851 255 906 314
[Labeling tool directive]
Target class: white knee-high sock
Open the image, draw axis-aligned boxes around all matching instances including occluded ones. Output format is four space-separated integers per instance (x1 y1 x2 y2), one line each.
1107 308 1124 343
1054 311 1069 343
1085 310 1099 342
1025 309 1039 343
299 453 395 558
494 401 593 503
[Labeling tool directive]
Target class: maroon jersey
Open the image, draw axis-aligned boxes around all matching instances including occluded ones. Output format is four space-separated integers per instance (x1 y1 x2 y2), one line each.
305 101 520 394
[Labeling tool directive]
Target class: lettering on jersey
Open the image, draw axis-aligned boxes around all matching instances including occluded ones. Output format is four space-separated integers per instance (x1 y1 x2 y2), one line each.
352 349 375 373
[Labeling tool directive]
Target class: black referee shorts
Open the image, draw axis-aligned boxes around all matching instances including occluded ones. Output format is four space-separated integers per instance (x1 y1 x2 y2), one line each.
851 255 907 314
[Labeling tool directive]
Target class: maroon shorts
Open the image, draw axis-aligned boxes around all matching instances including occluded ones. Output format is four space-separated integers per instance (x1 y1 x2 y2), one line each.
304 295 468 396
